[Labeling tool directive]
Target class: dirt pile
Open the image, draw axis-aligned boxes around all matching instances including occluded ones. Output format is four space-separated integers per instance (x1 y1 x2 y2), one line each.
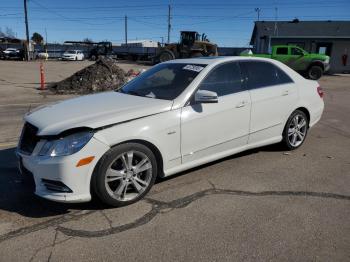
50 57 127 94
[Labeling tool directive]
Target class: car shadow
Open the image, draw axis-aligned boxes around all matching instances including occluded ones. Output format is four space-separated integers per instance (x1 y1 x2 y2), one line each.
0 143 300 218
0 147 105 219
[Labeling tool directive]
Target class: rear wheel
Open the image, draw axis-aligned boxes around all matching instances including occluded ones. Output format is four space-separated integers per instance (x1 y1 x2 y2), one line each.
308 65 323 80
92 143 157 207
282 110 309 150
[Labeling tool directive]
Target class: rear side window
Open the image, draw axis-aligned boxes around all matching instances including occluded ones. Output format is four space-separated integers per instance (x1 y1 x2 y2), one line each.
276 47 288 55
198 62 243 96
241 61 293 89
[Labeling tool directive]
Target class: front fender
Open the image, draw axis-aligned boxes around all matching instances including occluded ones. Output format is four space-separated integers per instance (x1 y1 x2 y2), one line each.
93 109 181 172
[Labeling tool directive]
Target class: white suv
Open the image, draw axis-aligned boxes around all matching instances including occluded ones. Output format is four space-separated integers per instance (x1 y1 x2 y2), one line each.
17 57 324 206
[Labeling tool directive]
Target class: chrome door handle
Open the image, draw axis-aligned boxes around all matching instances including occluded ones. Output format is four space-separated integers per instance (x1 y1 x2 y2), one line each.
236 101 247 108
282 90 289 96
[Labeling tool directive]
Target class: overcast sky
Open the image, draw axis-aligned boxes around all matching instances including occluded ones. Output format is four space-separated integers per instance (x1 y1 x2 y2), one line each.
1 0 350 46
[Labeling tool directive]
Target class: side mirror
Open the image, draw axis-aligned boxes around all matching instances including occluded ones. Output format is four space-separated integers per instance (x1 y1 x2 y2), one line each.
195 90 218 104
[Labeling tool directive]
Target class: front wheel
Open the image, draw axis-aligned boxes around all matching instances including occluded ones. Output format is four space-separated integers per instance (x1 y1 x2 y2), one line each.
92 143 157 207
282 110 309 150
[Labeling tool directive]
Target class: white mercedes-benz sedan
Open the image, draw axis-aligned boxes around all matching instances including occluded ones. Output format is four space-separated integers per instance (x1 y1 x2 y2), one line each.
17 57 324 206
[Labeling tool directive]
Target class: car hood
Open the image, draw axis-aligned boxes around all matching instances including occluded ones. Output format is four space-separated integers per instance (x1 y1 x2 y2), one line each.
25 91 173 136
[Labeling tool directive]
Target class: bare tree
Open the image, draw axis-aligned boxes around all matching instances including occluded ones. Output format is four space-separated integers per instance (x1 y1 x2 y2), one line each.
83 38 93 44
0 27 6 38
5 27 15 38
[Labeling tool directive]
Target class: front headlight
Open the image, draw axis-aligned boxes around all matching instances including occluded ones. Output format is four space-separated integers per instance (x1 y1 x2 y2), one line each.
39 131 94 157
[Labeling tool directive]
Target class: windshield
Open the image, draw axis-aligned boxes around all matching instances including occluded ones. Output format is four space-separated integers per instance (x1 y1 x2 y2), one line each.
119 63 206 100
66 51 76 54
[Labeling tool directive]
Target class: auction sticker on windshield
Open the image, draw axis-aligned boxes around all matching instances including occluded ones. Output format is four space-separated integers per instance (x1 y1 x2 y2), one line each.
183 65 204 72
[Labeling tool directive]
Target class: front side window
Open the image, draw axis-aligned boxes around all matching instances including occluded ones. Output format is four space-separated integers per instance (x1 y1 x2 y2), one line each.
198 62 243 96
291 47 303 56
241 61 293 89
120 63 206 100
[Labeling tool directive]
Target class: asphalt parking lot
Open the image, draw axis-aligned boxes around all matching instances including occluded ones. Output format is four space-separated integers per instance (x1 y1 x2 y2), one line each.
0 61 349 261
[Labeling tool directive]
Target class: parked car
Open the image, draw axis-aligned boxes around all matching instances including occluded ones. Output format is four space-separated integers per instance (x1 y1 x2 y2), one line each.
241 45 330 80
1 48 24 60
17 57 324 206
3 48 18 55
62 50 84 61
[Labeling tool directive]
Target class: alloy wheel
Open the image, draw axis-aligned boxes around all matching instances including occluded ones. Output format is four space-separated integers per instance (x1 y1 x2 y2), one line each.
287 114 307 147
104 150 153 201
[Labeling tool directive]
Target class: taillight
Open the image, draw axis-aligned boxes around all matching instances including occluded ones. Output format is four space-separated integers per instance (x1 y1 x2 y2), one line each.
317 86 324 98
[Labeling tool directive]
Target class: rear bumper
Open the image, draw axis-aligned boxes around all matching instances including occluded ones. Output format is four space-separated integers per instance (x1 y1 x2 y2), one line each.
62 56 76 61
309 99 325 128
324 63 330 72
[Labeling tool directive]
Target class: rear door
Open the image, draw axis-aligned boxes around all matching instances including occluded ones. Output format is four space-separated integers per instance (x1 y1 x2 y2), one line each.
240 61 297 144
181 62 251 163
273 46 289 64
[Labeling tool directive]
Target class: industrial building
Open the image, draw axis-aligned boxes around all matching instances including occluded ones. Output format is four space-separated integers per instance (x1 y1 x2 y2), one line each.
250 20 350 73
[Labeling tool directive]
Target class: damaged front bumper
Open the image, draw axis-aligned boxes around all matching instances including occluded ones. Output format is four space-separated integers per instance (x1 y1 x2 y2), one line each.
16 137 109 203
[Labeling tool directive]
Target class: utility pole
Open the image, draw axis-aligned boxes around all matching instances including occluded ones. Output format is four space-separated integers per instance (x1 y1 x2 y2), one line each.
274 7 278 36
167 4 171 44
24 0 30 61
254 8 261 21
125 15 128 45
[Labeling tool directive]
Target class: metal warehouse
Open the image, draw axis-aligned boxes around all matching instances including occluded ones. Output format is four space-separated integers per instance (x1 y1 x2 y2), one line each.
250 20 350 73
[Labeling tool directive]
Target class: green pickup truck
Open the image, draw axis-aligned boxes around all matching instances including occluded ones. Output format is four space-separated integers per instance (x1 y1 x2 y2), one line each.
241 45 330 80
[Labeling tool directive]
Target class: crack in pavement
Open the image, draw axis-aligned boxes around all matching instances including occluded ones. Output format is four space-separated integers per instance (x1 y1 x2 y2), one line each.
56 187 350 238
0 210 95 244
1 186 350 247
28 228 73 262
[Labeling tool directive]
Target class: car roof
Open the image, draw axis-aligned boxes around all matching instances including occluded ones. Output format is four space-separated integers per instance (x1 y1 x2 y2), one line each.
164 56 282 65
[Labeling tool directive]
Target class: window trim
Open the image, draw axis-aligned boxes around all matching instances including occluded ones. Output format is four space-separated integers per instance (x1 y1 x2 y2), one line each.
239 60 294 91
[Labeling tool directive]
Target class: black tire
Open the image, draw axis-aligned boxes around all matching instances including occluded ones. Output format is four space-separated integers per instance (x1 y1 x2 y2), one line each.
91 143 158 207
308 65 323 80
282 110 309 150
159 50 175 62
75 56 78 61
91 55 97 61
